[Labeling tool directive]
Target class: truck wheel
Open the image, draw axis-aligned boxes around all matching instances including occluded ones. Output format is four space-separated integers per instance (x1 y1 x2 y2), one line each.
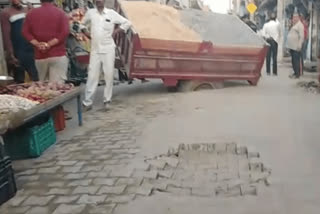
167 86 178 92
248 79 259 86
178 80 224 92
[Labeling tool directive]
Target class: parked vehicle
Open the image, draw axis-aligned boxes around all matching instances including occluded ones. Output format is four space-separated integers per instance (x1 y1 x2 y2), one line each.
117 1 267 91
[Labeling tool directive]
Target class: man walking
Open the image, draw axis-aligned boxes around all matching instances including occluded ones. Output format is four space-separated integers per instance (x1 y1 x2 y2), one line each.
286 13 304 79
262 12 281 76
81 0 131 111
22 0 69 83
0 0 38 83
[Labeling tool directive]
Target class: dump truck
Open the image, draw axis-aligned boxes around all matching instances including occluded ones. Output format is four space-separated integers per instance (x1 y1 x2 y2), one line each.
113 1 268 91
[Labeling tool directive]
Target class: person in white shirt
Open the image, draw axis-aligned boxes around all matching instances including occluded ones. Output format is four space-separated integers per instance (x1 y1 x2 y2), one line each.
286 13 304 79
262 13 281 76
81 0 131 111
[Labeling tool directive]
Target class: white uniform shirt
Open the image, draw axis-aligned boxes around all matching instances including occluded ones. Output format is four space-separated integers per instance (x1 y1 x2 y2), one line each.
262 19 281 44
82 8 131 53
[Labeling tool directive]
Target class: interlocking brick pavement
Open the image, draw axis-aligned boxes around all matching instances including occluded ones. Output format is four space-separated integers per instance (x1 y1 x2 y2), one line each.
0 96 270 214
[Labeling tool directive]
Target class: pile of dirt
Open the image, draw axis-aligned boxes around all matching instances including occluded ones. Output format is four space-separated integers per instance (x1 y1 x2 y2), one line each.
121 1 201 42
297 81 320 94
180 9 266 47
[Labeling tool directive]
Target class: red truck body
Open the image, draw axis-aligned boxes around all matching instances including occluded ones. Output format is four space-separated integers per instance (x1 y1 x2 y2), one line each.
114 1 268 87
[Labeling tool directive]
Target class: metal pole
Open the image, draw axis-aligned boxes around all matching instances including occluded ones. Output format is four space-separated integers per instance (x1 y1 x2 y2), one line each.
277 0 284 61
0 23 7 76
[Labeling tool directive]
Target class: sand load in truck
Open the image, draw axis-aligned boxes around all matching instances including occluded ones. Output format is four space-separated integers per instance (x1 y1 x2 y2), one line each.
115 1 268 89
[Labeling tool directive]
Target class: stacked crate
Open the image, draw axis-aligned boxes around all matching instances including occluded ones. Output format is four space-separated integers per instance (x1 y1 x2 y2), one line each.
0 137 17 206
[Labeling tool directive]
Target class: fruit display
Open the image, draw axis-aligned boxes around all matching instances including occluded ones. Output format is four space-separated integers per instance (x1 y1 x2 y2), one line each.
0 82 74 103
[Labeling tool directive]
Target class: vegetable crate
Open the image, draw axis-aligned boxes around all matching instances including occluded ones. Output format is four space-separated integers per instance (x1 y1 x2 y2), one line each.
0 156 17 206
51 106 66 132
4 117 57 160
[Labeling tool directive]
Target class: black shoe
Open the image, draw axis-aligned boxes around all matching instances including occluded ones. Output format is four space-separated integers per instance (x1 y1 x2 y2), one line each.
273 73 278 76
82 104 92 112
267 73 271 76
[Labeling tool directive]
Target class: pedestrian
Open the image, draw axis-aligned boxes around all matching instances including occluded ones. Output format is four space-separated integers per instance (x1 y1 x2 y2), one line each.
286 13 304 79
22 0 69 83
81 0 131 111
262 12 281 76
0 0 39 83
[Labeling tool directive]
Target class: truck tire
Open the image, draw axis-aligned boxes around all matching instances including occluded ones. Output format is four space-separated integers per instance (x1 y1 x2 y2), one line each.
178 80 224 92
167 86 178 92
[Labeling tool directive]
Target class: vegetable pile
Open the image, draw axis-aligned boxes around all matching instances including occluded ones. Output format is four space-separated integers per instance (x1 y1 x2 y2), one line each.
0 82 74 103
0 82 74 133
0 95 39 133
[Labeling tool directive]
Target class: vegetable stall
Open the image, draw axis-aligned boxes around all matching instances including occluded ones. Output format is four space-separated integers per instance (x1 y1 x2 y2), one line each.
0 82 82 159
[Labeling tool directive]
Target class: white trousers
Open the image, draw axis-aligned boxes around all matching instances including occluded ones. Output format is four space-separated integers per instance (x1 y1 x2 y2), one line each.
35 56 68 84
83 50 115 107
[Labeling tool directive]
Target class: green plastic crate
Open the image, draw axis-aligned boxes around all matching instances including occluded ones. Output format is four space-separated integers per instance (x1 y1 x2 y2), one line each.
4 117 56 160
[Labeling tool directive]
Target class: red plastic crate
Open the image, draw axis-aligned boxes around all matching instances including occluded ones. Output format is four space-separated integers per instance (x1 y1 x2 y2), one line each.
51 106 65 132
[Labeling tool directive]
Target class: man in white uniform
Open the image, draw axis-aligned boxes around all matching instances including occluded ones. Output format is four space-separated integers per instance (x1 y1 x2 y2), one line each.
262 12 281 76
82 0 131 110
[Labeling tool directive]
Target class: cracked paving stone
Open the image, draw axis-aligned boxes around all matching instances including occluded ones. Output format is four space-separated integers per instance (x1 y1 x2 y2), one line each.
216 185 241 197
240 185 257 196
217 172 237 181
158 170 174 178
142 179 168 190
53 204 86 214
161 157 179 168
93 178 117 186
215 143 227 153
116 177 143 186
97 185 127 195
105 194 135 204
88 204 116 214
238 158 250 171
16 169 37 176
133 170 158 179
73 186 100 194
75 155 94 161
65 173 87 180
166 186 191 195
147 159 167 169
132 162 151 171
61 166 82 173
54 195 80 204
68 179 92 187
37 166 61 174
103 159 120 165
46 188 72 195
0 206 31 214
237 146 248 155
25 206 51 214
81 165 104 172
94 154 113 160
56 161 78 166
109 168 134 178
48 182 66 188
249 162 263 172
191 187 215 197
77 194 107 204
226 143 237 154
17 175 40 182
23 196 54 206
127 183 154 196
7 195 27 206
87 170 111 178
